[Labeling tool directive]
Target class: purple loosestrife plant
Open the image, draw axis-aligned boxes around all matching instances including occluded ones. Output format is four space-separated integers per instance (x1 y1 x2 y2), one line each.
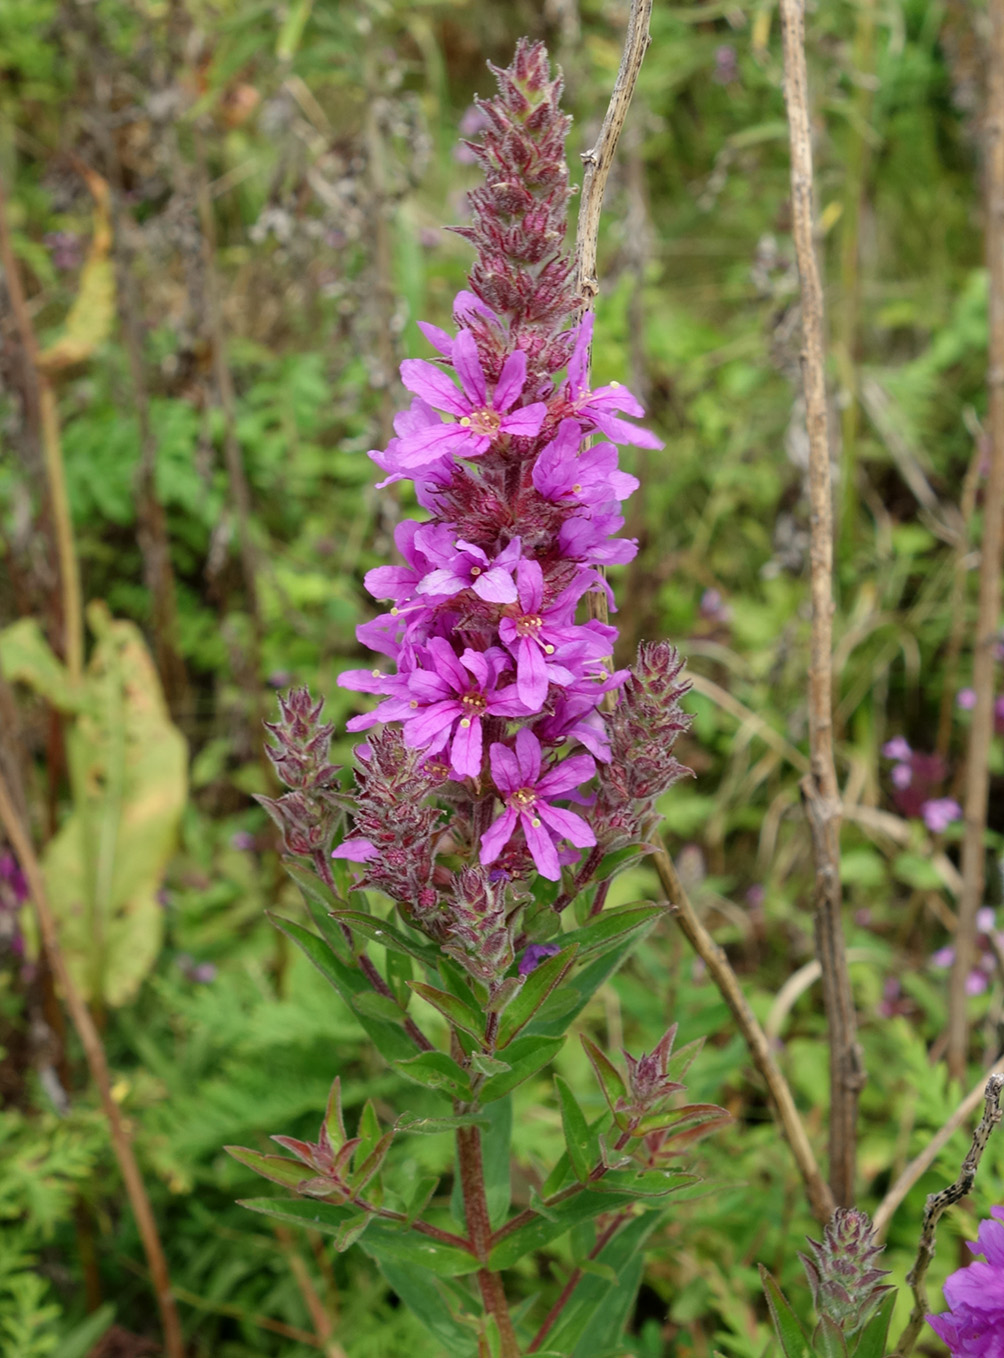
927 1206 1004 1357
232 41 719 1357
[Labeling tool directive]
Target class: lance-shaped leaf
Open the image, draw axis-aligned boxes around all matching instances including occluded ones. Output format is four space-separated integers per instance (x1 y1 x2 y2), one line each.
850 1291 895 1358
333 1213 371 1253
332 909 441 965
394 1050 472 1100
395 1113 489 1135
496 944 578 1047
402 1175 441 1228
526 923 656 1040
633 1103 732 1141
558 903 663 959
581 1034 629 1127
591 1166 697 1198
479 1035 564 1103
224 1146 317 1192
31 605 186 1007
323 1076 348 1152
268 912 415 1063
555 1077 595 1184
545 1212 660 1357
409 982 485 1040
488 1186 640 1270
814 1316 848 1358
240 1197 480 1277
352 990 409 1025
283 861 354 963
377 1262 479 1356
351 1130 394 1196
759 1266 812 1358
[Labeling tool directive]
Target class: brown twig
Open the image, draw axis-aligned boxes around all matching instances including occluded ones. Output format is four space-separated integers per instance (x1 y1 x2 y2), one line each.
873 1050 1004 1240
779 0 863 1206
574 0 654 679
948 0 1004 1083
890 1074 1004 1358
0 766 185 1358
652 841 834 1224
0 173 83 683
273 1225 348 1358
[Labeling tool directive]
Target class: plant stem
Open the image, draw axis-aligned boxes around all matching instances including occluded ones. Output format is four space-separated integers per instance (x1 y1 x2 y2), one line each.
891 1075 1003 1357
0 174 84 684
779 0 863 1206
0 764 185 1358
652 840 835 1224
573 0 653 695
457 1124 520 1357
947 0 1004 1083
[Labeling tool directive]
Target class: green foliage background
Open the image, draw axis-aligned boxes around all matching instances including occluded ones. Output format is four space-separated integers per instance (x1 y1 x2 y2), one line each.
1 0 1002 1354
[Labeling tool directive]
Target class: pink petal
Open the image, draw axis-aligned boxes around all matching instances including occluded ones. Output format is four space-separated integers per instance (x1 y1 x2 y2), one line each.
493 348 527 413
480 806 518 864
537 753 597 798
400 358 469 416
332 838 376 862
516 559 545 613
452 330 487 407
515 638 548 710
536 802 596 849
500 402 547 438
472 566 518 604
450 715 483 778
521 812 561 880
417 320 453 357
489 741 521 795
514 727 542 785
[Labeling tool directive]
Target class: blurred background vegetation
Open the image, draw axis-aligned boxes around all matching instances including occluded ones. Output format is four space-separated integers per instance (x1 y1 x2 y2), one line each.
1 0 1002 1354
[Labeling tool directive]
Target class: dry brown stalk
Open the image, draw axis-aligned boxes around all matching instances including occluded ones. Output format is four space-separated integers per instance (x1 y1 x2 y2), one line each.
779 0 863 1206
652 842 835 1224
891 1074 1003 1357
573 0 653 679
0 173 83 683
948 0 1004 1083
0 755 185 1358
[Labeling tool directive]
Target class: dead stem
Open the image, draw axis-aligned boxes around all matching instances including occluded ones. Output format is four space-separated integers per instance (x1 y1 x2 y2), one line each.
779 0 863 1205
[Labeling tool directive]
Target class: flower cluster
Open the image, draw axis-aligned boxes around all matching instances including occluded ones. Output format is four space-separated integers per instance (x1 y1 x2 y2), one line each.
927 1205 1004 1357
881 737 961 833
799 1208 892 1340
328 39 689 975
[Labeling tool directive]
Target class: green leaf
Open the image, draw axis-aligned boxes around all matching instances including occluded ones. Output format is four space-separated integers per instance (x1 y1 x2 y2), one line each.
814 1316 847 1358
759 1266 812 1358
393 1050 472 1100
553 1213 659 1357
402 1175 441 1227
395 1113 489 1135
581 1035 629 1125
387 951 414 1006
269 912 416 1062
377 1262 479 1356
497 945 578 1047
470 1051 511 1077
332 1213 371 1253
479 1035 564 1103
481 1095 512 1229
0 616 83 712
331 909 441 965
559 903 663 958
352 990 408 1025
591 1166 697 1198
556 1077 595 1183
488 1187 640 1270
57 1303 117 1358
409 981 485 1040
350 1130 394 1195
282 861 354 963
33 606 186 1007
239 1197 481 1276
225 1145 315 1191
850 1292 895 1358
527 926 655 1040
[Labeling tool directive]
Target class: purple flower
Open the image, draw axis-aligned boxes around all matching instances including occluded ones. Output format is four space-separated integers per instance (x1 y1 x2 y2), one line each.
397 330 547 467
480 728 596 881
927 1205 1004 1356
231 830 257 851
532 420 639 506
414 527 521 603
882 736 912 761
923 798 963 834
891 763 913 789
559 314 664 449
519 942 562 975
400 640 528 778
958 687 978 711
498 560 611 710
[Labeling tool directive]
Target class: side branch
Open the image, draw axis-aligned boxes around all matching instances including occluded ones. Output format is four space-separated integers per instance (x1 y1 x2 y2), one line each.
947 0 1004 1083
891 1075 1004 1358
779 0 862 1205
574 0 653 308
652 842 834 1224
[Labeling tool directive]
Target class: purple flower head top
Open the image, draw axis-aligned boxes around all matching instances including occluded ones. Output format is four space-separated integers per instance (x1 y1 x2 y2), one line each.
927 1205 1004 1356
294 40 691 987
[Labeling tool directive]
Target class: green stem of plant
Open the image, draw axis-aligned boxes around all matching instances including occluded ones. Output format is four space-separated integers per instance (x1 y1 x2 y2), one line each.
457 1124 520 1356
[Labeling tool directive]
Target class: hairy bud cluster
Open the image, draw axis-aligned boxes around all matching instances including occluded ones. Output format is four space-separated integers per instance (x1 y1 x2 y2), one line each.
436 865 516 982
799 1209 893 1338
256 687 344 856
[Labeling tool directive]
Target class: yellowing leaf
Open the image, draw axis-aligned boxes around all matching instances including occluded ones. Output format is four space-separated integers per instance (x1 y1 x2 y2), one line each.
38 168 116 374
0 617 84 712
40 603 187 1007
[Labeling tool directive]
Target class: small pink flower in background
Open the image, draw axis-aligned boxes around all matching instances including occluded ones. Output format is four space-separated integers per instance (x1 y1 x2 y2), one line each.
927 1205 1004 1355
957 687 977 710
699 588 733 625
882 736 912 761
891 763 912 789
922 797 963 834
